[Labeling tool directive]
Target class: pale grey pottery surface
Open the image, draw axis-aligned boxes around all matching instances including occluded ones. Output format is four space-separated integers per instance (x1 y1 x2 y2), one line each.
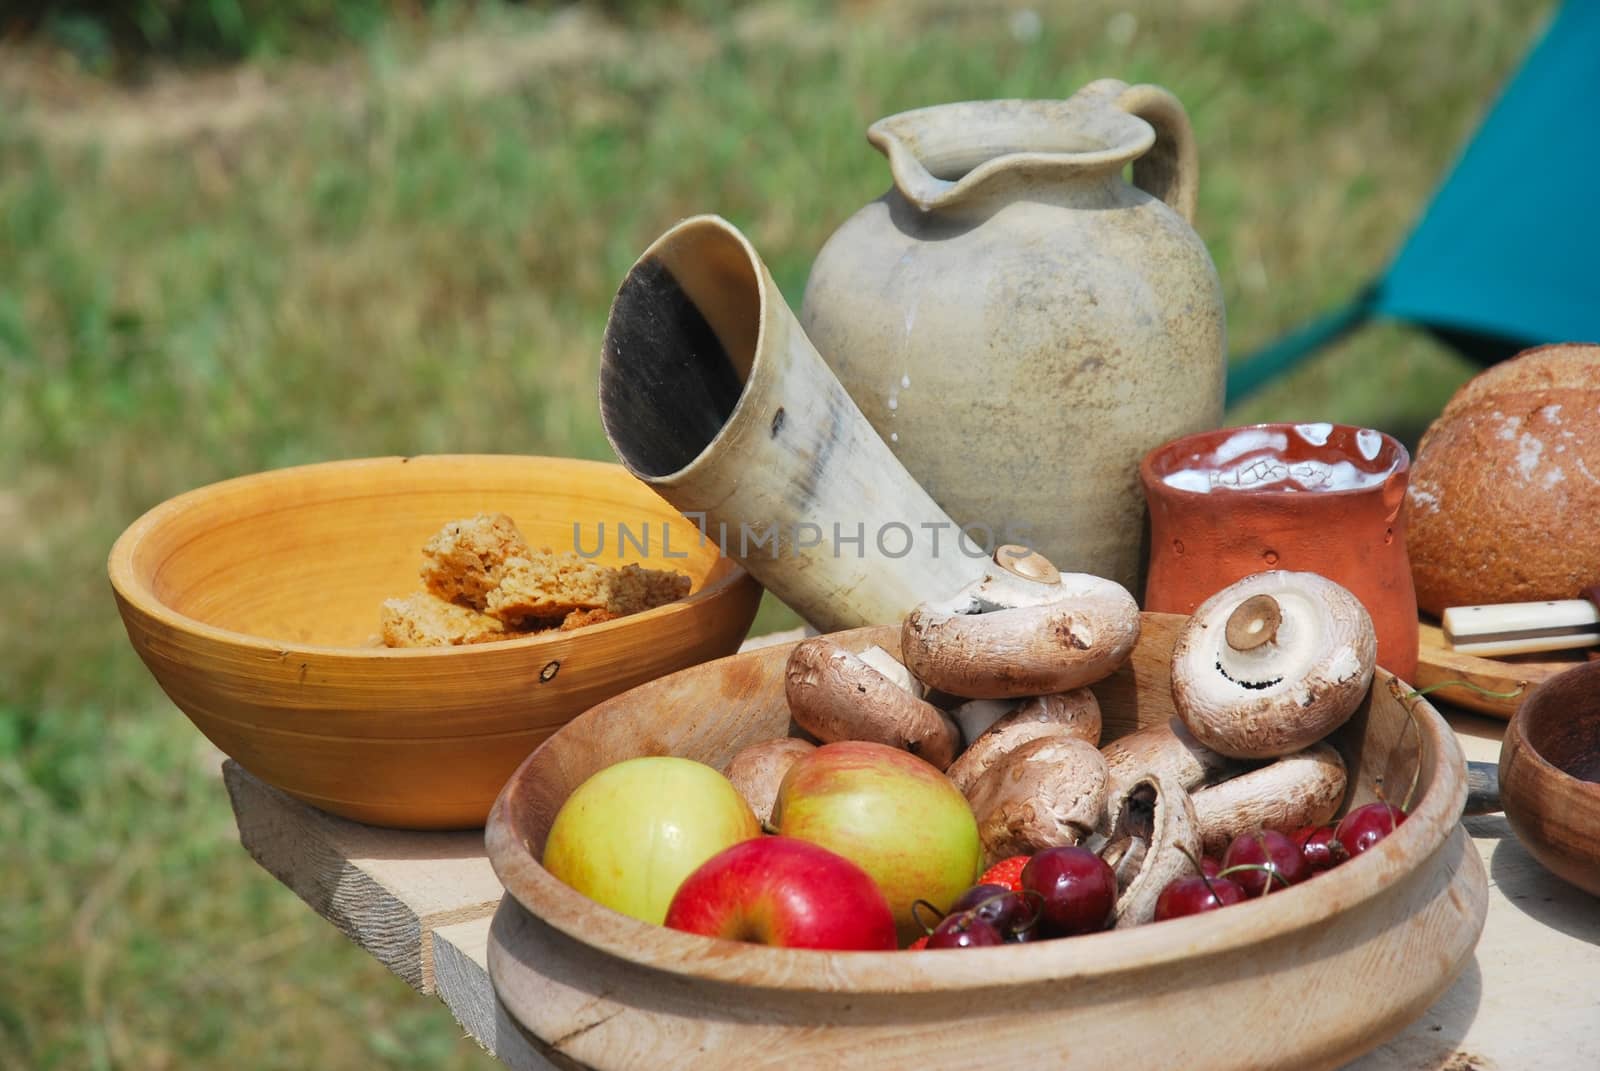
801 79 1227 591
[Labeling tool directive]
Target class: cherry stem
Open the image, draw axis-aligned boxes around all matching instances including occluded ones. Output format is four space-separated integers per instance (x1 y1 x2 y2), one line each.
1016 888 1046 935
1392 678 1522 814
1174 844 1221 901
909 898 945 936
1396 679 1521 813
1405 678 1525 701
1215 862 1291 895
1387 677 1427 814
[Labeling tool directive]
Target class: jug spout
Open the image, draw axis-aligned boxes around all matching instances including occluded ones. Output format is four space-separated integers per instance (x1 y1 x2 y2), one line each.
599 215 983 631
866 81 1197 221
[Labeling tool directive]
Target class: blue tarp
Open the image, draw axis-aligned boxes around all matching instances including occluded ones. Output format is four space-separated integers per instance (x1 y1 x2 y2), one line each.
1228 1 1600 403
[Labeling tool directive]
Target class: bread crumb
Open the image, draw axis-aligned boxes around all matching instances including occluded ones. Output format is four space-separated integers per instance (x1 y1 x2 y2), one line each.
420 513 531 610
559 607 618 631
489 551 691 622
382 515 692 646
381 593 515 647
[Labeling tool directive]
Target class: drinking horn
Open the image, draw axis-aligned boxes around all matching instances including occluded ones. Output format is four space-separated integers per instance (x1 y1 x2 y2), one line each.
599 215 981 631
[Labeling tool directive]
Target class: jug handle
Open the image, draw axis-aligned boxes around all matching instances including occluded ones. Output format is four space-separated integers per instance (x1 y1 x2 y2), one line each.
1093 80 1199 224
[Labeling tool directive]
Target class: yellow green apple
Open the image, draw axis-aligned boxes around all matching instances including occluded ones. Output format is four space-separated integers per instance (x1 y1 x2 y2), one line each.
773 740 982 944
542 756 761 924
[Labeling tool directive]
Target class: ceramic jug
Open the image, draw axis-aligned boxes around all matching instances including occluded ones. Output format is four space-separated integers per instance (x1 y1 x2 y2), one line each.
800 79 1226 591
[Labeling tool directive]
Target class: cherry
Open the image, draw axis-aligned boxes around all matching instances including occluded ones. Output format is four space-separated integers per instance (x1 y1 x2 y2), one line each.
1200 857 1224 880
948 883 1038 941
1335 802 1407 857
1221 829 1310 897
926 911 1004 949
1293 824 1349 873
1154 873 1248 920
950 883 1010 913
1020 845 1116 937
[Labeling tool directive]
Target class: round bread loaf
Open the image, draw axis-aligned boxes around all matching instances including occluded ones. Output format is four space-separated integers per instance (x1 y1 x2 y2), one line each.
1405 343 1600 615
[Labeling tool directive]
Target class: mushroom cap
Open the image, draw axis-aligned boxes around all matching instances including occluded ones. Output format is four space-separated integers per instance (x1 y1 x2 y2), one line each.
964 735 1110 863
785 636 962 770
1100 719 1249 798
1171 571 1377 759
1095 773 1201 928
725 737 816 825
902 560 1141 699
1190 741 1349 857
947 690 1103 796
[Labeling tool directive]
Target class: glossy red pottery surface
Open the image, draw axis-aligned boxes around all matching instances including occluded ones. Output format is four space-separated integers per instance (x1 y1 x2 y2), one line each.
1141 423 1419 683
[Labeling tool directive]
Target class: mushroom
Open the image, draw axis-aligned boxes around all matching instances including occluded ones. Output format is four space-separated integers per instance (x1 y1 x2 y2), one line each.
857 644 926 697
964 735 1110 863
785 637 961 770
902 546 1141 699
1190 742 1349 857
1170 571 1377 759
1088 773 1202 928
1100 719 1250 797
946 689 1103 795
950 699 1018 746
725 737 816 825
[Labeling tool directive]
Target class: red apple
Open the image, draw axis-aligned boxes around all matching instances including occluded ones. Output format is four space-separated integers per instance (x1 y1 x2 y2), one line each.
774 741 983 945
664 836 898 950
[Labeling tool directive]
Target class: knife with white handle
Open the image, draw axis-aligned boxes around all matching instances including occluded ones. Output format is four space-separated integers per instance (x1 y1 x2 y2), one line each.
1442 587 1600 657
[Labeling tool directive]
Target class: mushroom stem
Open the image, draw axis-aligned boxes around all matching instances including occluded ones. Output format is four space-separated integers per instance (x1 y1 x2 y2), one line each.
993 544 1061 585
1171 571 1377 759
857 644 924 697
952 699 1018 746
1225 594 1282 652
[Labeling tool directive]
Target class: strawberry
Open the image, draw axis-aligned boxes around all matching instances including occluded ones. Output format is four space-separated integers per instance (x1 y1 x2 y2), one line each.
907 934 929 951
979 854 1030 893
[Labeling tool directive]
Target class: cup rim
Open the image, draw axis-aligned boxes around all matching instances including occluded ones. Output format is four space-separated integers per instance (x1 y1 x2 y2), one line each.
1140 422 1410 500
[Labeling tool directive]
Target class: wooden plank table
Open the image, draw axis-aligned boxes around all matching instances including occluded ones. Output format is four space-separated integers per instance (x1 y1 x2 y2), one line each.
223 705 1600 1071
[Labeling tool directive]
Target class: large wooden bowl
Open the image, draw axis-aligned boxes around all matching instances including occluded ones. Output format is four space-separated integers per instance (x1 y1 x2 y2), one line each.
1499 661 1600 897
109 455 761 829
485 614 1487 1071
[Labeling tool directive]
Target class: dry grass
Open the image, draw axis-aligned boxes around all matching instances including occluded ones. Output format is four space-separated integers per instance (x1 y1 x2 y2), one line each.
0 1 1552 1066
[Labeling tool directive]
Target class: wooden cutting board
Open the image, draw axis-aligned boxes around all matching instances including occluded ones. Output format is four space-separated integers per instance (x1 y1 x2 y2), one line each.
1416 618 1587 718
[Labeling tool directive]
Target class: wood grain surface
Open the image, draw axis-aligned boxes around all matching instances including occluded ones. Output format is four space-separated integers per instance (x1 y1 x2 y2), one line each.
223 761 503 990
1415 618 1583 719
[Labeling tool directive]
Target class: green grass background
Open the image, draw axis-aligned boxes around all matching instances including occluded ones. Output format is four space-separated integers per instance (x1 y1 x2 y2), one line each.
0 1 1553 1066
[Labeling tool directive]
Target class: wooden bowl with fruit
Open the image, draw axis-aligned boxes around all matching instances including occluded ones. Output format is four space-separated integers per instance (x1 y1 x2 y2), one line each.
485 556 1487 1070
109 454 760 829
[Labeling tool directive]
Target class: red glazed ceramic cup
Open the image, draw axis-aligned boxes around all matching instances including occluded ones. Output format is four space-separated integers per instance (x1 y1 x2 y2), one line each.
1140 423 1419 683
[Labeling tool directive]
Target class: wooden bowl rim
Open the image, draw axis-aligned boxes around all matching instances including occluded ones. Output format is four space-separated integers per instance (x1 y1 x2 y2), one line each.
486 618 1469 993
1501 661 1600 800
107 453 754 662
